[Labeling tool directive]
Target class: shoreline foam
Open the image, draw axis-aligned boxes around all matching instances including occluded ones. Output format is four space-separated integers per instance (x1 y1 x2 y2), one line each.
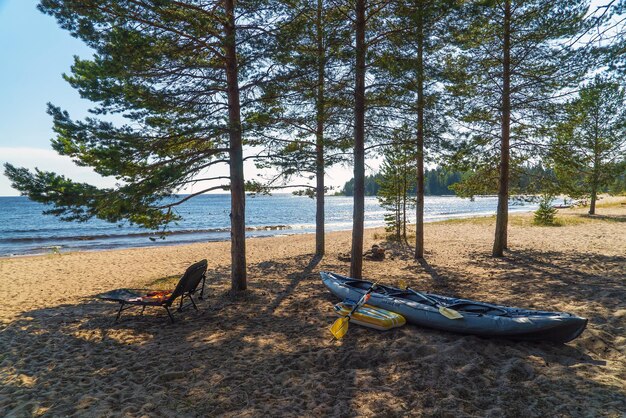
1 206 539 258
0 194 539 257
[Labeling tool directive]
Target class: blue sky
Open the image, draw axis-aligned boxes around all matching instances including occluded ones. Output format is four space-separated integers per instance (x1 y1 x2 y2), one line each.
0 0 356 196
0 0 112 195
0 0 612 196
0 0 93 146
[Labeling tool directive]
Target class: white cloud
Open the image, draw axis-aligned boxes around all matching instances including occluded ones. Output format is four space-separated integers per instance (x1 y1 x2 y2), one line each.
0 147 118 196
1 146 369 196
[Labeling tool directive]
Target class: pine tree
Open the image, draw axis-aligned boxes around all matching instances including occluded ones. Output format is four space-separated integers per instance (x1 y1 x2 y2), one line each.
3 0 279 292
379 0 455 259
350 0 368 279
592 0 626 78
533 194 557 225
377 132 414 241
378 152 403 241
445 0 588 256
349 0 392 279
550 78 626 214
253 0 352 257
609 160 626 195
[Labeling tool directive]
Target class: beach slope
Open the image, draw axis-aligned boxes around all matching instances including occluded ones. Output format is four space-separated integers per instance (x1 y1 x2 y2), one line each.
0 199 624 417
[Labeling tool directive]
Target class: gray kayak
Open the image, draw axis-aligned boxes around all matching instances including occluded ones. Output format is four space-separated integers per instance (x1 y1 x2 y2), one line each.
321 271 587 343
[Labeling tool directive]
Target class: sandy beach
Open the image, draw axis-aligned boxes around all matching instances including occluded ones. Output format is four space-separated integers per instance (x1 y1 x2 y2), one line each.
0 197 624 417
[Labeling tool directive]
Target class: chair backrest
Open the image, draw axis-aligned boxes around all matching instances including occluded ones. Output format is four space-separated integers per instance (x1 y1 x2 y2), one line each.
165 259 208 304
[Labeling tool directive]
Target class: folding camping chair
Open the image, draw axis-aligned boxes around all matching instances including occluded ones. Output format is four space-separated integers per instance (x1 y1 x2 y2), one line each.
97 259 208 323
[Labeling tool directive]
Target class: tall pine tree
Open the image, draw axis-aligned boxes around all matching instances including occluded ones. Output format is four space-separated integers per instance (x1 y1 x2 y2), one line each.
253 0 352 257
381 0 455 259
350 0 368 278
3 0 279 292
377 131 414 241
445 0 588 256
350 0 393 278
550 78 626 214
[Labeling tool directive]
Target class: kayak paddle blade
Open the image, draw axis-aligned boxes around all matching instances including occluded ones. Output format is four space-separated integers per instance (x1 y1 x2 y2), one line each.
439 306 463 320
330 317 350 340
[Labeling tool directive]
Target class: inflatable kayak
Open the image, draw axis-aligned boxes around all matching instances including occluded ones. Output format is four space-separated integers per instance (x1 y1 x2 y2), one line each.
321 272 587 343
334 302 406 331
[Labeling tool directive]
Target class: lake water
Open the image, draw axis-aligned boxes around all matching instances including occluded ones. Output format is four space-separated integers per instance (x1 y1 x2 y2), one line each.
0 194 538 256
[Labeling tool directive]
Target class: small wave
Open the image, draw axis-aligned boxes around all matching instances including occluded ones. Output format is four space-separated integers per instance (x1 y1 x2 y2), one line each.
283 223 316 230
0 225 299 244
245 225 292 231
424 211 496 220
0 228 223 244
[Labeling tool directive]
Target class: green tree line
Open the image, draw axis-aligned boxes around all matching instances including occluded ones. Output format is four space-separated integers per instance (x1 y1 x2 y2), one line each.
339 168 463 197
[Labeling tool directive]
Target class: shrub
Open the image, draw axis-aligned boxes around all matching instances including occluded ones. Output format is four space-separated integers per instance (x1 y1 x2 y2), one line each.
534 195 558 226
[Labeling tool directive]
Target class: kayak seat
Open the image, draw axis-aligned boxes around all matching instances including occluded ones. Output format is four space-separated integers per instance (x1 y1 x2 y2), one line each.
447 302 509 316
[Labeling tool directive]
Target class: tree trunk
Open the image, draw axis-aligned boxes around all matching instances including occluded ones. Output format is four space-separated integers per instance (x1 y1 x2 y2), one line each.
403 167 407 241
224 0 247 291
415 7 425 260
589 115 600 215
396 174 401 241
589 186 597 215
350 0 366 279
315 0 325 257
589 162 598 216
492 0 511 258
396 192 401 241
315 134 325 257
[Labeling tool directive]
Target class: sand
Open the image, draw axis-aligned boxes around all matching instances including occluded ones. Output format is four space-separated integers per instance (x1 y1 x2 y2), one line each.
0 197 624 417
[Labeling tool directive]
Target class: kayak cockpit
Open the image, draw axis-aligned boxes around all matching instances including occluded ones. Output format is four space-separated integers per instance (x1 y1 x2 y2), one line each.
342 279 510 316
445 302 509 316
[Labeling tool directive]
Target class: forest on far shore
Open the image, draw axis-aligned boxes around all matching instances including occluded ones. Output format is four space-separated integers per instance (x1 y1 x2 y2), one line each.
338 167 462 196
338 165 626 197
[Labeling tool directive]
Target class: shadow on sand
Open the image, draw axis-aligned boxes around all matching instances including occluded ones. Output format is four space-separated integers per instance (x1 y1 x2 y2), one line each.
581 214 626 223
1 252 625 417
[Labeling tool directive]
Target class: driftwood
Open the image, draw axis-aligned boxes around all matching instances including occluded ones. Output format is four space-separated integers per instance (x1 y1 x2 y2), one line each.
338 245 385 262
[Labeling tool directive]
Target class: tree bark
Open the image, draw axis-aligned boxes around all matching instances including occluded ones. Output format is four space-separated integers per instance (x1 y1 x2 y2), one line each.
415 5 425 260
396 173 401 241
590 113 600 215
397 193 401 241
224 0 247 290
589 186 597 215
403 165 407 241
492 0 511 258
350 0 366 279
315 0 325 257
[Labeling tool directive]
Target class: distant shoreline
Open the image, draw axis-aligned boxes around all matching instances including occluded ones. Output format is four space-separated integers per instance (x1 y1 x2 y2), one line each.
0 207 536 259
0 194 550 258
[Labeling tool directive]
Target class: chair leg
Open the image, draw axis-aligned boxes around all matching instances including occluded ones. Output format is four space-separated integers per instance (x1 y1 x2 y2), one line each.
189 295 198 311
115 302 125 323
199 274 206 300
165 306 175 323
178 295 185 312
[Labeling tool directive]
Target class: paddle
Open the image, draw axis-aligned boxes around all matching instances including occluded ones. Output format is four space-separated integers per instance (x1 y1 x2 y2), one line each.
329 283 377 340
398 280 463 320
